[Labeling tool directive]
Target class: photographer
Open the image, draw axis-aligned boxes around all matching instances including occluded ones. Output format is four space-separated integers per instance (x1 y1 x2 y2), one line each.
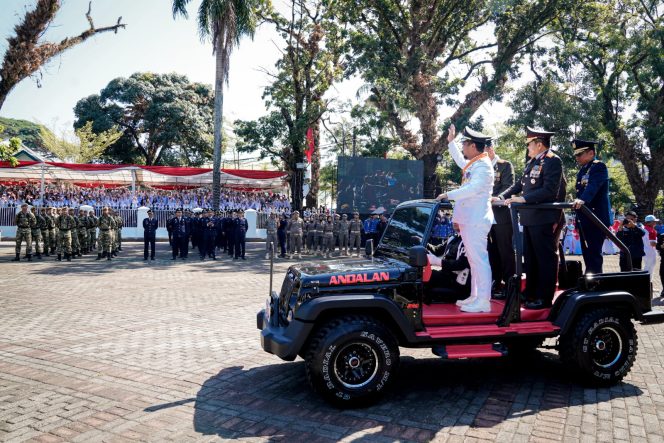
616 211 645 271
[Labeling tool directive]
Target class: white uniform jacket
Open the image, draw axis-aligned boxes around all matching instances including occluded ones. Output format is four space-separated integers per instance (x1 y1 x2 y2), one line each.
445 140 495 226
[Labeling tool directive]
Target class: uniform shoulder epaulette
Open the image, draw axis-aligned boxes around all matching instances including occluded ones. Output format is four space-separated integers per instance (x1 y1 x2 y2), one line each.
593 159 600 164
545 151 555 158
497 159 506 164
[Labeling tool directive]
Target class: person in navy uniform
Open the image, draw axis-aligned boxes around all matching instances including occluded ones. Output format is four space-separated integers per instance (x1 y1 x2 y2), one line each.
167 208 190 260
486 142 515 297
190 210 201 250
198 209 215 260
571 139 611 274
143 209 158 261
500 127 566 309
226 211 237 257
234 210 249 260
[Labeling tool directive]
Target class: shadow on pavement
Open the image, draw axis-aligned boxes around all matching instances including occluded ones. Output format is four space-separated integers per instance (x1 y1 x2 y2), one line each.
144 352 643 441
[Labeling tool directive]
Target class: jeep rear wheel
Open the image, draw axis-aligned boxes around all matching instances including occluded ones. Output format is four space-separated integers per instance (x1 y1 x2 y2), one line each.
304 315 399 407
559 309 637 386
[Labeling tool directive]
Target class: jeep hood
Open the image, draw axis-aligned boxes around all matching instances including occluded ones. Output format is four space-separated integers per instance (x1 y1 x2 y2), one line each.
295 257 405 287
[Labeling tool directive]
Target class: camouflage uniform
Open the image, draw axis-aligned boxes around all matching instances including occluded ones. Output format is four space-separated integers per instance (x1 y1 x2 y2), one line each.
48 208 58 253
322 219 335 258
312 217 324 255
30 208 45 258
338 215 350 255
349 216 363 256
265 216 278 258
115 213 123 251
286 214 304 257
14 208 36 260
69 210 80 256
97 212 116 259
56 210 76 260
87 211 98 251
39 208 50 256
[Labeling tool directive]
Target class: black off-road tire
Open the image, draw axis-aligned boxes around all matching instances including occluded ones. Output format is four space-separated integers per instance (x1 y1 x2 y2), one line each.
559 308 637 386
304 315 400 407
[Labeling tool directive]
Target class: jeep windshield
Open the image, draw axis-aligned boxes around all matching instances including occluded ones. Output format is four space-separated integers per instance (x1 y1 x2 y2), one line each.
376 205 433 260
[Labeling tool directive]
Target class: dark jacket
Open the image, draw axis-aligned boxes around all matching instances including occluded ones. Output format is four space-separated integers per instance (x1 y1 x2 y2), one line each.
616 225 645 258
492 158 515 225
575 159 611 227
168 216 190 238
427 234 469 272
143 217 158 237
500 150 565 226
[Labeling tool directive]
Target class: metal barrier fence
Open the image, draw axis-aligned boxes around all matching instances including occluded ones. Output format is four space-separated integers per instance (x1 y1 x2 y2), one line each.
0 206 271 229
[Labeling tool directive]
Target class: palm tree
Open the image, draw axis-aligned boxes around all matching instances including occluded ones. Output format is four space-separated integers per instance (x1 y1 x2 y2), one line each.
172 0 260 209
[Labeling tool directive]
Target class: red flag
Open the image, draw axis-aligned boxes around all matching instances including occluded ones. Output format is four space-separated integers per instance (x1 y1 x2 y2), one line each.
305 127 315 163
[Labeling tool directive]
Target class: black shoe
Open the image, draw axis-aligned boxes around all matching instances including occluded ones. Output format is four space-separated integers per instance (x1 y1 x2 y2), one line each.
144 258 148 261
12 253 20 262
242 257 246 260
96 254 102 260
66 254 72 262
492 291 507 300
151 257 155 260
27 254 32 262
57 254 62 261
524 299 552 310
234 257 239 260
171 257 177 260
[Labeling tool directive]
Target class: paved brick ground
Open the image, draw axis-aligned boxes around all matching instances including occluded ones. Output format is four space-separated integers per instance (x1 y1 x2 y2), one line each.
0 241 663 443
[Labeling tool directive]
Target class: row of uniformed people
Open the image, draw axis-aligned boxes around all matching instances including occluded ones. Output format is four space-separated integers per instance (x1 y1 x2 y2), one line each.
165 208 249 260
13 205 123 262
265 211 388 259
436 125 611 312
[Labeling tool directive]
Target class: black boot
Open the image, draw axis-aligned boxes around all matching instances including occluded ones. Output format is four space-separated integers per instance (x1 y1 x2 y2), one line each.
12 253 20 262
96 253 102 260
44 251 50 257
36 253 42 260
66 254 72 262
27 254 32 262
107 254 112 261
56 254 62 261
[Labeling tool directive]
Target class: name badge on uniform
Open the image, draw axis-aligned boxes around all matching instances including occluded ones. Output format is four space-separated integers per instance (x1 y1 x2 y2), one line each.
531 165 541 179
494 172 501 182
581 174 589 186
462 171 471 184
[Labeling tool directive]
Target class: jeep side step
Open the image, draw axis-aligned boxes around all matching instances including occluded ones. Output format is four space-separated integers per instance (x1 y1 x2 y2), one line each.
641 310 664 325
432 343 508 359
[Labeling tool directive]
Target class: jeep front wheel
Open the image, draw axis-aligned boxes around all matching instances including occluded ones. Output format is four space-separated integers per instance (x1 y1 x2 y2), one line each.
559 308 637 386
304 315 399 407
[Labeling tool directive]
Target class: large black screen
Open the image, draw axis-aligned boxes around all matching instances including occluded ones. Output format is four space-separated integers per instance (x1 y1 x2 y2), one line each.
336 157 424 214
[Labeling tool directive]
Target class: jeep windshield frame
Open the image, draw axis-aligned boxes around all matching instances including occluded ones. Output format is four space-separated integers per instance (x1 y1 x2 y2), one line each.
375 200 449 262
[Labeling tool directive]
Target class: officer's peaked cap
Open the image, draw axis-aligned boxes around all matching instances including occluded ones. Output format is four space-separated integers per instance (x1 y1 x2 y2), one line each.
571 139 599 155
460 127 492 147
526 126 555 144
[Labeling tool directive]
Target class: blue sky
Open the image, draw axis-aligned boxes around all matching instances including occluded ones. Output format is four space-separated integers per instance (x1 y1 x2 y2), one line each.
0 0 288 130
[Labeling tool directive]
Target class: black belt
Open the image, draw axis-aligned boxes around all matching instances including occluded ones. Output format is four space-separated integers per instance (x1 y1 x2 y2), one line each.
100 229 109 231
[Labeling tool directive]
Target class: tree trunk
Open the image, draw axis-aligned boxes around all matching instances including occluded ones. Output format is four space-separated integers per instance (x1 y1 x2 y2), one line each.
291 167 304 211
305 121 320 208
421 153 439 199
212 46 225 210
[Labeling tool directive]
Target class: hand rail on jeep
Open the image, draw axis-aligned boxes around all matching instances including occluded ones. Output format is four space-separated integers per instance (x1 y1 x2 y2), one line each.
493 201 632 327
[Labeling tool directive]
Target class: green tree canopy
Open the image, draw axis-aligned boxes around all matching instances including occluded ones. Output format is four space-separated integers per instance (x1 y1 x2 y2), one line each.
40 121 122 164
73 72 215 166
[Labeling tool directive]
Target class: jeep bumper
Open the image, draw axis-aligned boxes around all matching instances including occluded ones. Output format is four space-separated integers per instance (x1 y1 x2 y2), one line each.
257 292 313 361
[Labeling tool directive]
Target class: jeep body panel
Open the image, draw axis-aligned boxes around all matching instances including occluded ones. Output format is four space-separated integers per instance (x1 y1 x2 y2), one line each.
552 290 644 334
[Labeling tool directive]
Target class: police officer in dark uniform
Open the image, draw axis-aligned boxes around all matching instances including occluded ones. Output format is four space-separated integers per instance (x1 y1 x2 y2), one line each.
500 127 566 309
277 214 288 258
143 209 158 260
486 142 515 297
227 211 237 257
234 210 249 260
167 208 190 260
202 209 218 260
571 139 611 274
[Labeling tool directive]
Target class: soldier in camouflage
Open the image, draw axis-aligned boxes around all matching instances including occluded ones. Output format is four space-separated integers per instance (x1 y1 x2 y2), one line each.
39 207 50 257
56 207 75 261
322 215 335 259
13 203 36 261
287 210 304 259
68 208 81 257
96 207 116 261
332 213 341 256
87 210 98 252
349 212 363 257
78 208 89 254
30 206 44 259
114 211 123 252
338 213 350 256
48 208 58 254
265 212 278 260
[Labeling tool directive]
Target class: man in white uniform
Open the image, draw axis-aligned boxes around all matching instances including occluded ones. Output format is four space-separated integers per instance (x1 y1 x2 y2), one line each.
436 124 495 312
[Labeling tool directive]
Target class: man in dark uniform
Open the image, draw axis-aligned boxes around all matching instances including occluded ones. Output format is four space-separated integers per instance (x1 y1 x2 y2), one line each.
500 127 566 309
571 139 611 274
426 222 471 299
486 142 515 297
190 210 201 250
143 209 158 260
202 209 218 260
167 209 190 260
234 210 249 260
227 211 237 257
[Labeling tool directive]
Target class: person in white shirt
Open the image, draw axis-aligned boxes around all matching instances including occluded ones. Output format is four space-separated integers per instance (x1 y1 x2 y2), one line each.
436 124 495 313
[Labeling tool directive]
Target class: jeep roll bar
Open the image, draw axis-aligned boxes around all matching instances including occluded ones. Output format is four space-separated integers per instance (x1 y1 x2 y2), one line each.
496 202 632 327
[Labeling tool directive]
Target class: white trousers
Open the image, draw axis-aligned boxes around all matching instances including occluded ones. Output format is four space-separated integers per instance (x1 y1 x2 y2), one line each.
458 222 492 302
644 245 657 278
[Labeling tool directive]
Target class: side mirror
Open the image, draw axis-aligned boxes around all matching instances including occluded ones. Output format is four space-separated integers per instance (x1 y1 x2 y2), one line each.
408 245 427 267
365 239 374 256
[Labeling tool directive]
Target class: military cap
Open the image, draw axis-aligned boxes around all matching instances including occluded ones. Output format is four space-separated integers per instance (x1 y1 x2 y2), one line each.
571 139 599 156
460 127 492 147
147 209 153 214
21 203 28 208
342 213 348 218
525 126 555 145
176 208 183 212
353 211 359 215
292 210 299 215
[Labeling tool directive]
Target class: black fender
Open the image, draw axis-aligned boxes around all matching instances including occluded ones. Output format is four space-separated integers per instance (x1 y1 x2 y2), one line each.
294 294 418 343
553 291 643 335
